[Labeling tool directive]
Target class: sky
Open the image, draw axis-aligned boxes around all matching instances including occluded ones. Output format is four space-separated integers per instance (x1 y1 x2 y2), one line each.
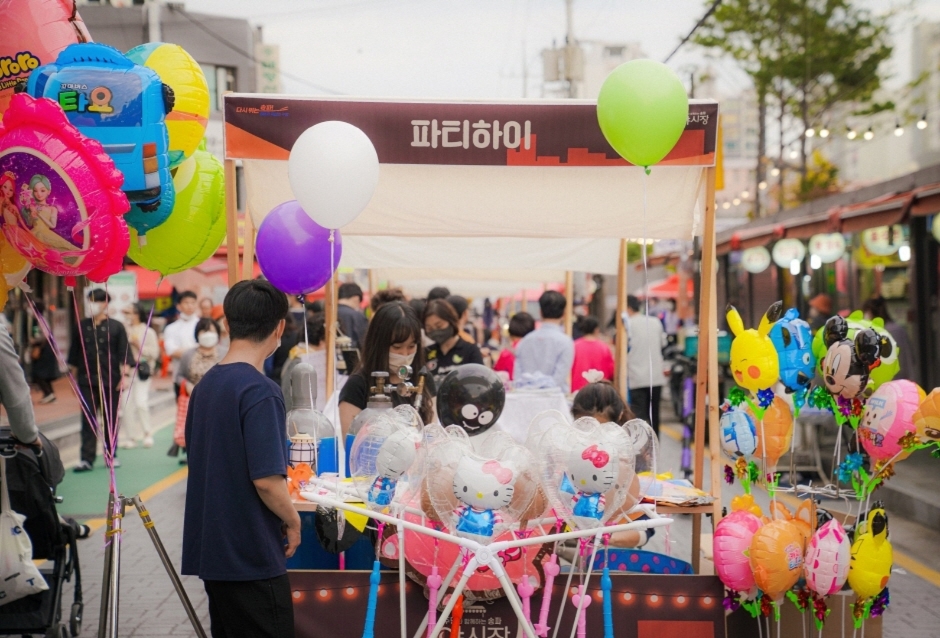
180 0 940 100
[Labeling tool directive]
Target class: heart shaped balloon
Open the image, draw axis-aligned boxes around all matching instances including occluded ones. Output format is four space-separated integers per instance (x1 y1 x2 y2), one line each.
538 417 636 531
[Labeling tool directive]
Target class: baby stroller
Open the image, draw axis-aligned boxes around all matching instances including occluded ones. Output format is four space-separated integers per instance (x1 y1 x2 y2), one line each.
0 430 83 638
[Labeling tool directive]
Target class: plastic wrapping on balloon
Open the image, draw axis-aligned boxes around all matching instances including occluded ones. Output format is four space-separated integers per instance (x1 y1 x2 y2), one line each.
0 0 93 117
523 409 571 457
538 417 637 531
424 432 537 544
813 311 898 394
769 308 815 393
713 510 763 598
859 379 925 464
749 519 805 602
804 519 850 597
623 419 658 476
720 407 758 460
25 43 173 212
436 364 506 437
912 388 940 446
727 302 782 394
0 94 129 283
126 43 209 168
350 412 423 513
127 147 225 275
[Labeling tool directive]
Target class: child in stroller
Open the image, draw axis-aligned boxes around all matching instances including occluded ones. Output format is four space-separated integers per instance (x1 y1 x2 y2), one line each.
0 430 84 637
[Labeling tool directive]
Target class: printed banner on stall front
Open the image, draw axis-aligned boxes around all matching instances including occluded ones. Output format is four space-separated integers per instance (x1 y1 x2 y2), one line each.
223 95 717 167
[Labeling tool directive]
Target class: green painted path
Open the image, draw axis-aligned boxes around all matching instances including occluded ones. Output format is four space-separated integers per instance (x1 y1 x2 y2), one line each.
56 422 183 519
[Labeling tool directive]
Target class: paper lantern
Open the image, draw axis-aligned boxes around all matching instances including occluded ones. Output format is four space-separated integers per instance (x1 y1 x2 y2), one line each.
749 519 804 602
713 510 763 597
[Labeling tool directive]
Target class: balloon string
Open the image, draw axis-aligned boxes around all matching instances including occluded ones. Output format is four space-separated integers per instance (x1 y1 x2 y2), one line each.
642 170 652 428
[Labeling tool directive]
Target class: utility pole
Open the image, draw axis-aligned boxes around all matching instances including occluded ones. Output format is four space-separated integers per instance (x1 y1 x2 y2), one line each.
147 0 162 43
565 0 575 98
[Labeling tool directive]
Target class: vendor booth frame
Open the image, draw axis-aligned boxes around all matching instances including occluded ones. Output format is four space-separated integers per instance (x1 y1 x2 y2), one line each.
218 94 724 572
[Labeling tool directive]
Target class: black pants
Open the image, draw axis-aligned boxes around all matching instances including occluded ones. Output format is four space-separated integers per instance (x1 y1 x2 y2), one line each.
78 383 121 466
204 575 294 638
630 386 662 435
35 378 55 397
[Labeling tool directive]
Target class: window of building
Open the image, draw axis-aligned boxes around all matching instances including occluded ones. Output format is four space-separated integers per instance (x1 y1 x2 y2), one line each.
200 64 237 112
604 46 626 58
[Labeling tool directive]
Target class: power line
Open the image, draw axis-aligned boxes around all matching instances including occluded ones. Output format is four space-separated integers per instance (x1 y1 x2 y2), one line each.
664 0 722 64
171 7 345 95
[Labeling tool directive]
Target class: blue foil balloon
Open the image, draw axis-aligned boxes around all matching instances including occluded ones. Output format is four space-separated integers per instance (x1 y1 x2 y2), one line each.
769 308 816 394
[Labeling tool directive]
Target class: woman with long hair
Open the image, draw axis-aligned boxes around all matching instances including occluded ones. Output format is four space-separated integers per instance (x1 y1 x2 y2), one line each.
423 299 483 389
338 301 434 435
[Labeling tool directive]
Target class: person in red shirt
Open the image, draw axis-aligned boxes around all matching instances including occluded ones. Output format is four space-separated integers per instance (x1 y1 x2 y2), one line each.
571 316 615 392
493 312 534 380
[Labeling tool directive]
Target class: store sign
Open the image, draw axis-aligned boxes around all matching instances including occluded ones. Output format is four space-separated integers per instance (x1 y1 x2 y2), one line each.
741 246 771 273
772 239 806 268
809 233 846 264
862 225 904 256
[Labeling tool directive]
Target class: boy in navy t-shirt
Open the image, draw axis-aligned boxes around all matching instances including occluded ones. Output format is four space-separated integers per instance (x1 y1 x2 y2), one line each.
182 280 300 638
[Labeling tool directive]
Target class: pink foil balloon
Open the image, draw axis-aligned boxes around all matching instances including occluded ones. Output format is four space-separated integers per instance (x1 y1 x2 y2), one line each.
860 379 925 463
804 520 850 596
0 0 92 117
713 509 762 597
0 94 128 283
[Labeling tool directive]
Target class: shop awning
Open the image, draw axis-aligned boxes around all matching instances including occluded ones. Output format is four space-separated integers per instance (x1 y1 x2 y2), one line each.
716 164 940 254
127 265 174 299
633 273 693 299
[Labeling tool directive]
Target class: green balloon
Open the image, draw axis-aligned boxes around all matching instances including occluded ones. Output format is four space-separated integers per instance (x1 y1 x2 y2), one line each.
128 148 226 275
596 59 690 169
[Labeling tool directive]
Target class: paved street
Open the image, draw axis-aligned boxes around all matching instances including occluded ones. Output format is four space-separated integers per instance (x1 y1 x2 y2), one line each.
42 407 940 637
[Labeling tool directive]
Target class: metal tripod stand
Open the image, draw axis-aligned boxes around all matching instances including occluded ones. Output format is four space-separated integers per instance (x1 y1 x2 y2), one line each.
97 493 208 638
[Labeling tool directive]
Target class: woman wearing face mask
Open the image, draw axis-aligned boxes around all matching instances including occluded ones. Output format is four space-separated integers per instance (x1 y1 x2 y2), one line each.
338 302 435 436
424 299 484 390
173 318 223 463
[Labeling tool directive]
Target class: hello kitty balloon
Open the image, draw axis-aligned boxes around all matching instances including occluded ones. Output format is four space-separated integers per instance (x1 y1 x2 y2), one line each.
350 413 422 512
425 432 537 544
539 417 636 530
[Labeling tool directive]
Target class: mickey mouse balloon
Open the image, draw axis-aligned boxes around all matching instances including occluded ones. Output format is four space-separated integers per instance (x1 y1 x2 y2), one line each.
820 316 883 399
436 363 506 436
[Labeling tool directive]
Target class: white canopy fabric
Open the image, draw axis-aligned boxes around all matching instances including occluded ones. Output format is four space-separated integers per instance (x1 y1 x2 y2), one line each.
243 160 706 240
381 276 559 298
338 236 622 274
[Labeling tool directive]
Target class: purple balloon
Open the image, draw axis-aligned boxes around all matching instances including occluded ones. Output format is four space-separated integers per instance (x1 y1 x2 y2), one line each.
256 200 342 295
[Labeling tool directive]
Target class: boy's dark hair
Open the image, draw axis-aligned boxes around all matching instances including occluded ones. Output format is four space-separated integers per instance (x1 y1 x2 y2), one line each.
424 299 460 331
338 283 363 301
370 288 406 313
178 290 198 303
508 312 535 338
305 313 326 346
223 280 289 343
571 382 633 424
627 295 641 312
427 286 451 302
310 300 325 313
87 289 110 303
580 316 600 335
194 317 222 340
539 290 566 320
408 298 427 320
446 295 469 318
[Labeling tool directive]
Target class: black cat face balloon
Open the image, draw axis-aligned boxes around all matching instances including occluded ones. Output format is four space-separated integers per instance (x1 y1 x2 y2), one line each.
436 364 506 436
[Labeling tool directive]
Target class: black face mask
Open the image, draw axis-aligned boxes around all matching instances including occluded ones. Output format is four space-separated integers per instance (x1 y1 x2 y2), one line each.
427 326 455 346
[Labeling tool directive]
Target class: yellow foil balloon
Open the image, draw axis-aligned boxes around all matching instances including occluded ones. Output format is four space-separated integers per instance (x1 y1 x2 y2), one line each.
749 519 805 602
748 396 794 471
848 506 892 601
126 43 210 168
727 302 783 393
731 493 763 517
127 148 225 276
912 388 940 445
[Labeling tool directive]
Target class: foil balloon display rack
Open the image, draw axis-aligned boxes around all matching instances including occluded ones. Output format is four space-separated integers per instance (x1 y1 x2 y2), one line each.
297 487 671 638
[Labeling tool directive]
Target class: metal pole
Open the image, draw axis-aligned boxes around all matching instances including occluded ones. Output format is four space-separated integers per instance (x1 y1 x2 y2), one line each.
131 496 209 638
107 497 126 638
97 493 115 638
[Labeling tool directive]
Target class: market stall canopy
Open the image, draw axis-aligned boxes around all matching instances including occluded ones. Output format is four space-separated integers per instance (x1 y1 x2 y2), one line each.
225 95 718 241
633 273 693 299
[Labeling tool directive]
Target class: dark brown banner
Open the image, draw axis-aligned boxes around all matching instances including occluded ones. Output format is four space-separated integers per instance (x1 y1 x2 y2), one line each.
289 570 724 638
224 96 717 167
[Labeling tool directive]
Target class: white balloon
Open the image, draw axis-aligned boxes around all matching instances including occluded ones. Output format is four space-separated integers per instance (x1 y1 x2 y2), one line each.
288 121 380 229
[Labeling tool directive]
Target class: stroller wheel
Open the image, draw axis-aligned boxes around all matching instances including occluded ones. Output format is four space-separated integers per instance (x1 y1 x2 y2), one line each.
69 602 83 637
44 624 68 638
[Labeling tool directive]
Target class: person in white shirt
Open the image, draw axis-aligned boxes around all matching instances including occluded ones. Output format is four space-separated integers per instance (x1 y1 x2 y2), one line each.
162 290 200 397
626 295 667 435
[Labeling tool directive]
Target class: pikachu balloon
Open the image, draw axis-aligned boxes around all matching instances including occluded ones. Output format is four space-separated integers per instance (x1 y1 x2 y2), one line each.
848 504 892 601
727 302 783 393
